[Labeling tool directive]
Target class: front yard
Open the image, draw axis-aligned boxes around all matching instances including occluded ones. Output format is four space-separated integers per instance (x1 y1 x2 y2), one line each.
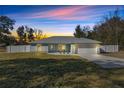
0 52 124 88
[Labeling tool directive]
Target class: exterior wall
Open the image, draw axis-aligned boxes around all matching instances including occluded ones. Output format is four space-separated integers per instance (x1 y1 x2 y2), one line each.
7 45 31 53
25 45 30 52
100 45 118 52
6 46 11 53
6 45 48 53
30 46 37 52
41 46 48 53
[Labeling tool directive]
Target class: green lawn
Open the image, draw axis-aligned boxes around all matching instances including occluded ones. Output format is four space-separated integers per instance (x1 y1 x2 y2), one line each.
0 52 124 88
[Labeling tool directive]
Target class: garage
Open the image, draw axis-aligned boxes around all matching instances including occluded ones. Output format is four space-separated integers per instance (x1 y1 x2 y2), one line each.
78 48 98 54
77 44 100 54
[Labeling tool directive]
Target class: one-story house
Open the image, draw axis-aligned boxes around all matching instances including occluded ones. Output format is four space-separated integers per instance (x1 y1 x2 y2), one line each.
30 36 102 54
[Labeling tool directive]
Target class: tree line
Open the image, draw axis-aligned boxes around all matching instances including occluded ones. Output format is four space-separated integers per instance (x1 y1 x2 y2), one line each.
0 16 47 45
74 10 124 49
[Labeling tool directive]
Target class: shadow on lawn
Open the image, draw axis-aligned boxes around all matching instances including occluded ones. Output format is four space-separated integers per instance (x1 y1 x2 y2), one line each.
0 58 123 88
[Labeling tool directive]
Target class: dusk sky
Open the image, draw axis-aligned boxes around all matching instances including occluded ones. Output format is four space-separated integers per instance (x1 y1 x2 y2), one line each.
0 5 124 36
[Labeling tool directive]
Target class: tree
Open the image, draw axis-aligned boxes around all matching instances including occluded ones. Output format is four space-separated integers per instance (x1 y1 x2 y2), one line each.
74 25 82 38
34 29 47 40
17 26 26 44
17 26 46 44
92 10 124 46
87 31 93 39
0 35 16 45
74 25 91 38
73 9 124 50
82 26 91 38
25 26 35 42
0 16 15 34
17 25 35 44
74 25 86 38
90 9 124 50
0 16 16 45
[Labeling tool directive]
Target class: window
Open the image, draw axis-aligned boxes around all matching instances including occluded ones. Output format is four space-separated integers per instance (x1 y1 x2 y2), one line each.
49 44 57 52
61 45 66 50
50 45 54 49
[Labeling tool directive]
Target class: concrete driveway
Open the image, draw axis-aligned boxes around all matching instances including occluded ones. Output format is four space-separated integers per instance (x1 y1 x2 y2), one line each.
79 54 124 68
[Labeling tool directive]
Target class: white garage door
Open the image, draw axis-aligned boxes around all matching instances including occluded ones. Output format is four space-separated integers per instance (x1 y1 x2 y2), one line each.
78 48 98 54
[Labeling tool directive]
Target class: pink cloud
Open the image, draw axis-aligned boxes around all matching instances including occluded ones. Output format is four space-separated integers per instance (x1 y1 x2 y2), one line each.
8 6 106 21
28 6 90 20
49 13 104 21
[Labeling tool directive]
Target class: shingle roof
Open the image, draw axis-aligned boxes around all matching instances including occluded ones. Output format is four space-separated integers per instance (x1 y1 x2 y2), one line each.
31 36 102 44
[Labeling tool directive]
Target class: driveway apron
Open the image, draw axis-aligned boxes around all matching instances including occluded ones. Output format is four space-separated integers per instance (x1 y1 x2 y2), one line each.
79 54 124 68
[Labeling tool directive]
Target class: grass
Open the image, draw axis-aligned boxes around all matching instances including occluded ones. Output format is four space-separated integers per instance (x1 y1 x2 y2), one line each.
0 47 6 52
102 51 124 59
0 52 124 88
